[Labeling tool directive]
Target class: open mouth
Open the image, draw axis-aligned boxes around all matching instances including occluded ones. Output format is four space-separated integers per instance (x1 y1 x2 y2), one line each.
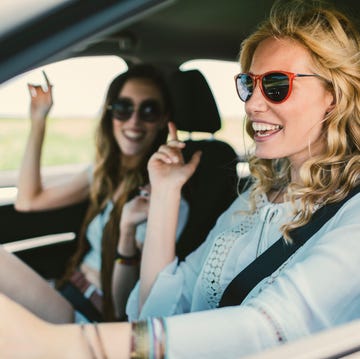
123 129 146 141
252 122 283 138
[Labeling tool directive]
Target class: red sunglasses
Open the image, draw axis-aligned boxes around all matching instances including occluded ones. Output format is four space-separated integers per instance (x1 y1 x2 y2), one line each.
235 70 321 104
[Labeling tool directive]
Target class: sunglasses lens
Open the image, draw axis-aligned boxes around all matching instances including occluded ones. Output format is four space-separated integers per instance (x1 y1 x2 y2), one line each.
111 99 133 121
110 98 163 122
236 74 253 102
139 100 162 122
262 73 290 102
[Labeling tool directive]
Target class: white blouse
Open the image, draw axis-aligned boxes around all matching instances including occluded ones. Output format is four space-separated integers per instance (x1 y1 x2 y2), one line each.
126 189 360 358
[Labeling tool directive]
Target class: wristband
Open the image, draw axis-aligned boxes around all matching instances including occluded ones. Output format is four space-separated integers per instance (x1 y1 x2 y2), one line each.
115 249 140 265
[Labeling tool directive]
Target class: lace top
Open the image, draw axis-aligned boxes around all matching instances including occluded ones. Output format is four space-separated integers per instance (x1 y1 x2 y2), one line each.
127 190 296 316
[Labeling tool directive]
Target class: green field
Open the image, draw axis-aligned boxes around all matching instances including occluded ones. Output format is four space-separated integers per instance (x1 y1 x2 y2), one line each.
0 117 96 170
0 116 250 171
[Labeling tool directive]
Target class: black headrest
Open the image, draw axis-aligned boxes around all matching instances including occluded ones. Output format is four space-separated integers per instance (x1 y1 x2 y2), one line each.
170 69 221 134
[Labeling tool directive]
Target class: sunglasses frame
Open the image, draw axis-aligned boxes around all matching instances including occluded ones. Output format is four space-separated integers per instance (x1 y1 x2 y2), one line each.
107 97 163 123
234 70 320 104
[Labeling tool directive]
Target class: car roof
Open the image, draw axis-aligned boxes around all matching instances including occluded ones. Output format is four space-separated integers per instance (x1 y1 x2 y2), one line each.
1 0 360 83
82 0 275 65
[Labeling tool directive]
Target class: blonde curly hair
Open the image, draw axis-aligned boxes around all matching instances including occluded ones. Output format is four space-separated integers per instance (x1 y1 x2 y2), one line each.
240 0 360 241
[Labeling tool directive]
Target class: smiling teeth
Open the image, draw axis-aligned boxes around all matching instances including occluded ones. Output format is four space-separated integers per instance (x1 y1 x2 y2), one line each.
124 131 144 140
252 123 281 132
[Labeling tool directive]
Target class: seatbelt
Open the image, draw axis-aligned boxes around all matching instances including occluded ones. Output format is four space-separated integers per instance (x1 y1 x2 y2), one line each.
219 185 360 308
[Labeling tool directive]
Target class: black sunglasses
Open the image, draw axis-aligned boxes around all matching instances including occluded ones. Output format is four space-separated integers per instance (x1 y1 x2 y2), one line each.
234 71 320 104
107 97 163 122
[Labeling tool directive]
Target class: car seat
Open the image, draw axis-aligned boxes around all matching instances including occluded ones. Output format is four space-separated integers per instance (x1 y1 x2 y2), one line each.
170 69 240 260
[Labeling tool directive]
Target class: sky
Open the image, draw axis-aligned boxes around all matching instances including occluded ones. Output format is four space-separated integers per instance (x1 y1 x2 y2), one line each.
0 56 245 119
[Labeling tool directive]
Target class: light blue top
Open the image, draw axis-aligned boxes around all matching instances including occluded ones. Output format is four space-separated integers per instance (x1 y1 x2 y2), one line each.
82 196 189 272
126 189 360 358
74 166 188 324
82 165 189 272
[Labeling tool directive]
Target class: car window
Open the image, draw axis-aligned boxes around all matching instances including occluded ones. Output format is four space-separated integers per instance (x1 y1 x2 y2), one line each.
0 55 127 203
0 57 251 204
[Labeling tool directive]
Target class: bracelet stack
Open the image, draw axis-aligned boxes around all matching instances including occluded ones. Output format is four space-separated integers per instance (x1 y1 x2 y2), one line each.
115 249 141 266
130 318 166 359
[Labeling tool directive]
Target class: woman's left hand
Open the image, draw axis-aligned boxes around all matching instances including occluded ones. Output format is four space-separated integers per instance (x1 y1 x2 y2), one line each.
120 184 150 231
118 185 150 255
28 70 53 122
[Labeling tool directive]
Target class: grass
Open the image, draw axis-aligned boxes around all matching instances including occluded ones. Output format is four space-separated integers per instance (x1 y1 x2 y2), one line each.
0 117 96 171
0 116 251 171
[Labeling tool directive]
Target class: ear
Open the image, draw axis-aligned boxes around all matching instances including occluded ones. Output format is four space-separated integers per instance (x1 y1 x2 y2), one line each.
325 91 336 114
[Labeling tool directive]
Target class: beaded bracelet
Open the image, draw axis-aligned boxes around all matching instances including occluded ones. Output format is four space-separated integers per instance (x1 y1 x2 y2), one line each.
115 249 140 266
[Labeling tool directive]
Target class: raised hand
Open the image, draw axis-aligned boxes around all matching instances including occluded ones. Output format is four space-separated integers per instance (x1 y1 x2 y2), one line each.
27 70 53 122
148 122 202 191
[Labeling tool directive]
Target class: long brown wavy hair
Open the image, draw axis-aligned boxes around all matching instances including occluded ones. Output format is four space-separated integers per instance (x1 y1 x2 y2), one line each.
240 0 360 241
59 64 172 321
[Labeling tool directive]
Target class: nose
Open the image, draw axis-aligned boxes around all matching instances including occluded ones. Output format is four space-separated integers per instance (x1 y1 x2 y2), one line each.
245 82 268 115
127 106 141 124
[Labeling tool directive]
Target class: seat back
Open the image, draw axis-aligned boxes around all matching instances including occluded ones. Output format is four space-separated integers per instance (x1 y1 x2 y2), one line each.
170 69 239 260
171 69 221 134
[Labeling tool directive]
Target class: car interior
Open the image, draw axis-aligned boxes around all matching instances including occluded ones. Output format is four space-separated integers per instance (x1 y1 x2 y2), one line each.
0 0 259 279
0 66 240 277
1 0 360 356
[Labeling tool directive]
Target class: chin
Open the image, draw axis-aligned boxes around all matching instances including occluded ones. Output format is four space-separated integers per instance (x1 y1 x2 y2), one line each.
123 144 151 158
255 151 279 160
122 149 142 157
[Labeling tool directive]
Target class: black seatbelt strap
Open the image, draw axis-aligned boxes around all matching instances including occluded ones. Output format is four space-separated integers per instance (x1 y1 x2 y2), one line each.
219 185 360 307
